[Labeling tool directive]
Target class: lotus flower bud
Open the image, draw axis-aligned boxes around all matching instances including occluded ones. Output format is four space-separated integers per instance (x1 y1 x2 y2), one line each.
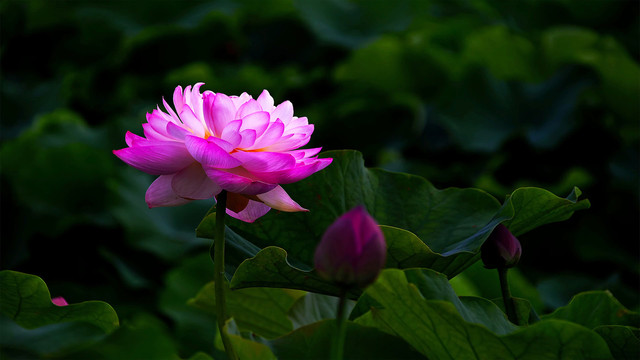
314 206 386 288
481 224 522 269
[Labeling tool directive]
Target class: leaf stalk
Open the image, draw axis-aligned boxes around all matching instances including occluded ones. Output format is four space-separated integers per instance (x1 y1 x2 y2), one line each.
498 267 519 325
332 288 348 360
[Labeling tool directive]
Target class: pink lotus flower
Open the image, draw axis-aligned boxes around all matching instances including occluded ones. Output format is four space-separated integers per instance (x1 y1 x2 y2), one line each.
114 84 332 222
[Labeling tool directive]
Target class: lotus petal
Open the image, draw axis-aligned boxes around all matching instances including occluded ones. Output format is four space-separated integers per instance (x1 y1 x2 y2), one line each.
205 168 277 195
146 174 192 207
113 143 194 175
256 186 307 212
172 163 221 200
184 135 242 169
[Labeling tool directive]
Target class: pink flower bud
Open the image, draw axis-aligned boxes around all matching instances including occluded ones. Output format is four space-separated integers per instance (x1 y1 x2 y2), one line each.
51 297 69 306
481 224 522 269
314 206 386 288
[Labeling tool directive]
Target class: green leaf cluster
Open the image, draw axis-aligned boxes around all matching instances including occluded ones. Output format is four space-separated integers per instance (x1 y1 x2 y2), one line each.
1 0 637 358
197 150 589 298
0 271 118 358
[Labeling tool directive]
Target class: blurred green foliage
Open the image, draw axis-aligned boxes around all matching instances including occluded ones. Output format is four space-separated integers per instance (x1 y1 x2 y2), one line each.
1 0 638 358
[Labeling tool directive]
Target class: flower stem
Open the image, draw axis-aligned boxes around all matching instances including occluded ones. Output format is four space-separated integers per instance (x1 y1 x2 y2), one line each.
212 190 238 360
498 267 518 325
331 288 348 360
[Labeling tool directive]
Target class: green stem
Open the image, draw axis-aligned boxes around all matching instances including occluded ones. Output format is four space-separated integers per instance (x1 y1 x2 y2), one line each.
498 267 518 325
212 190 238 360
331 288 348 360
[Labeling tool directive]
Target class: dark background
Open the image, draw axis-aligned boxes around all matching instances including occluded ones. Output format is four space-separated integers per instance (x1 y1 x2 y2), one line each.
1 0 638 357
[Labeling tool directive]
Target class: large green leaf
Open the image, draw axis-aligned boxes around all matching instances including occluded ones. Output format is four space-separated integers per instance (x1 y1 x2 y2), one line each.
226 223 501 297
228 246 351 297
189 280 304 339
0 316 108 358
357 269 612 360
363 268 518 335
532 277 640 359
228 220 495 298
503 320 612 360
227 333 277 360
593 325 640 360
66 314 179 360
202 149 504 289
201 150 503 263
491 297 540 326
503 186 590 237
200 150 589 295
383 226 482 277
287 292 356 330
220 320 278 360
544 290 639 329
268 319 426 360
0 270 119 334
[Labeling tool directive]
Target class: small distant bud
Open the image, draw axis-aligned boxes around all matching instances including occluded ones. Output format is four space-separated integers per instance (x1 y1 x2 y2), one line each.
51 297 69 306
314 206 386 288
481 224 522 269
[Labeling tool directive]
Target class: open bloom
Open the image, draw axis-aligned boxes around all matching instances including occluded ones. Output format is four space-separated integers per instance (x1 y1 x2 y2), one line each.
314 206 386 288
481 224 522 269
114 83 332 222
